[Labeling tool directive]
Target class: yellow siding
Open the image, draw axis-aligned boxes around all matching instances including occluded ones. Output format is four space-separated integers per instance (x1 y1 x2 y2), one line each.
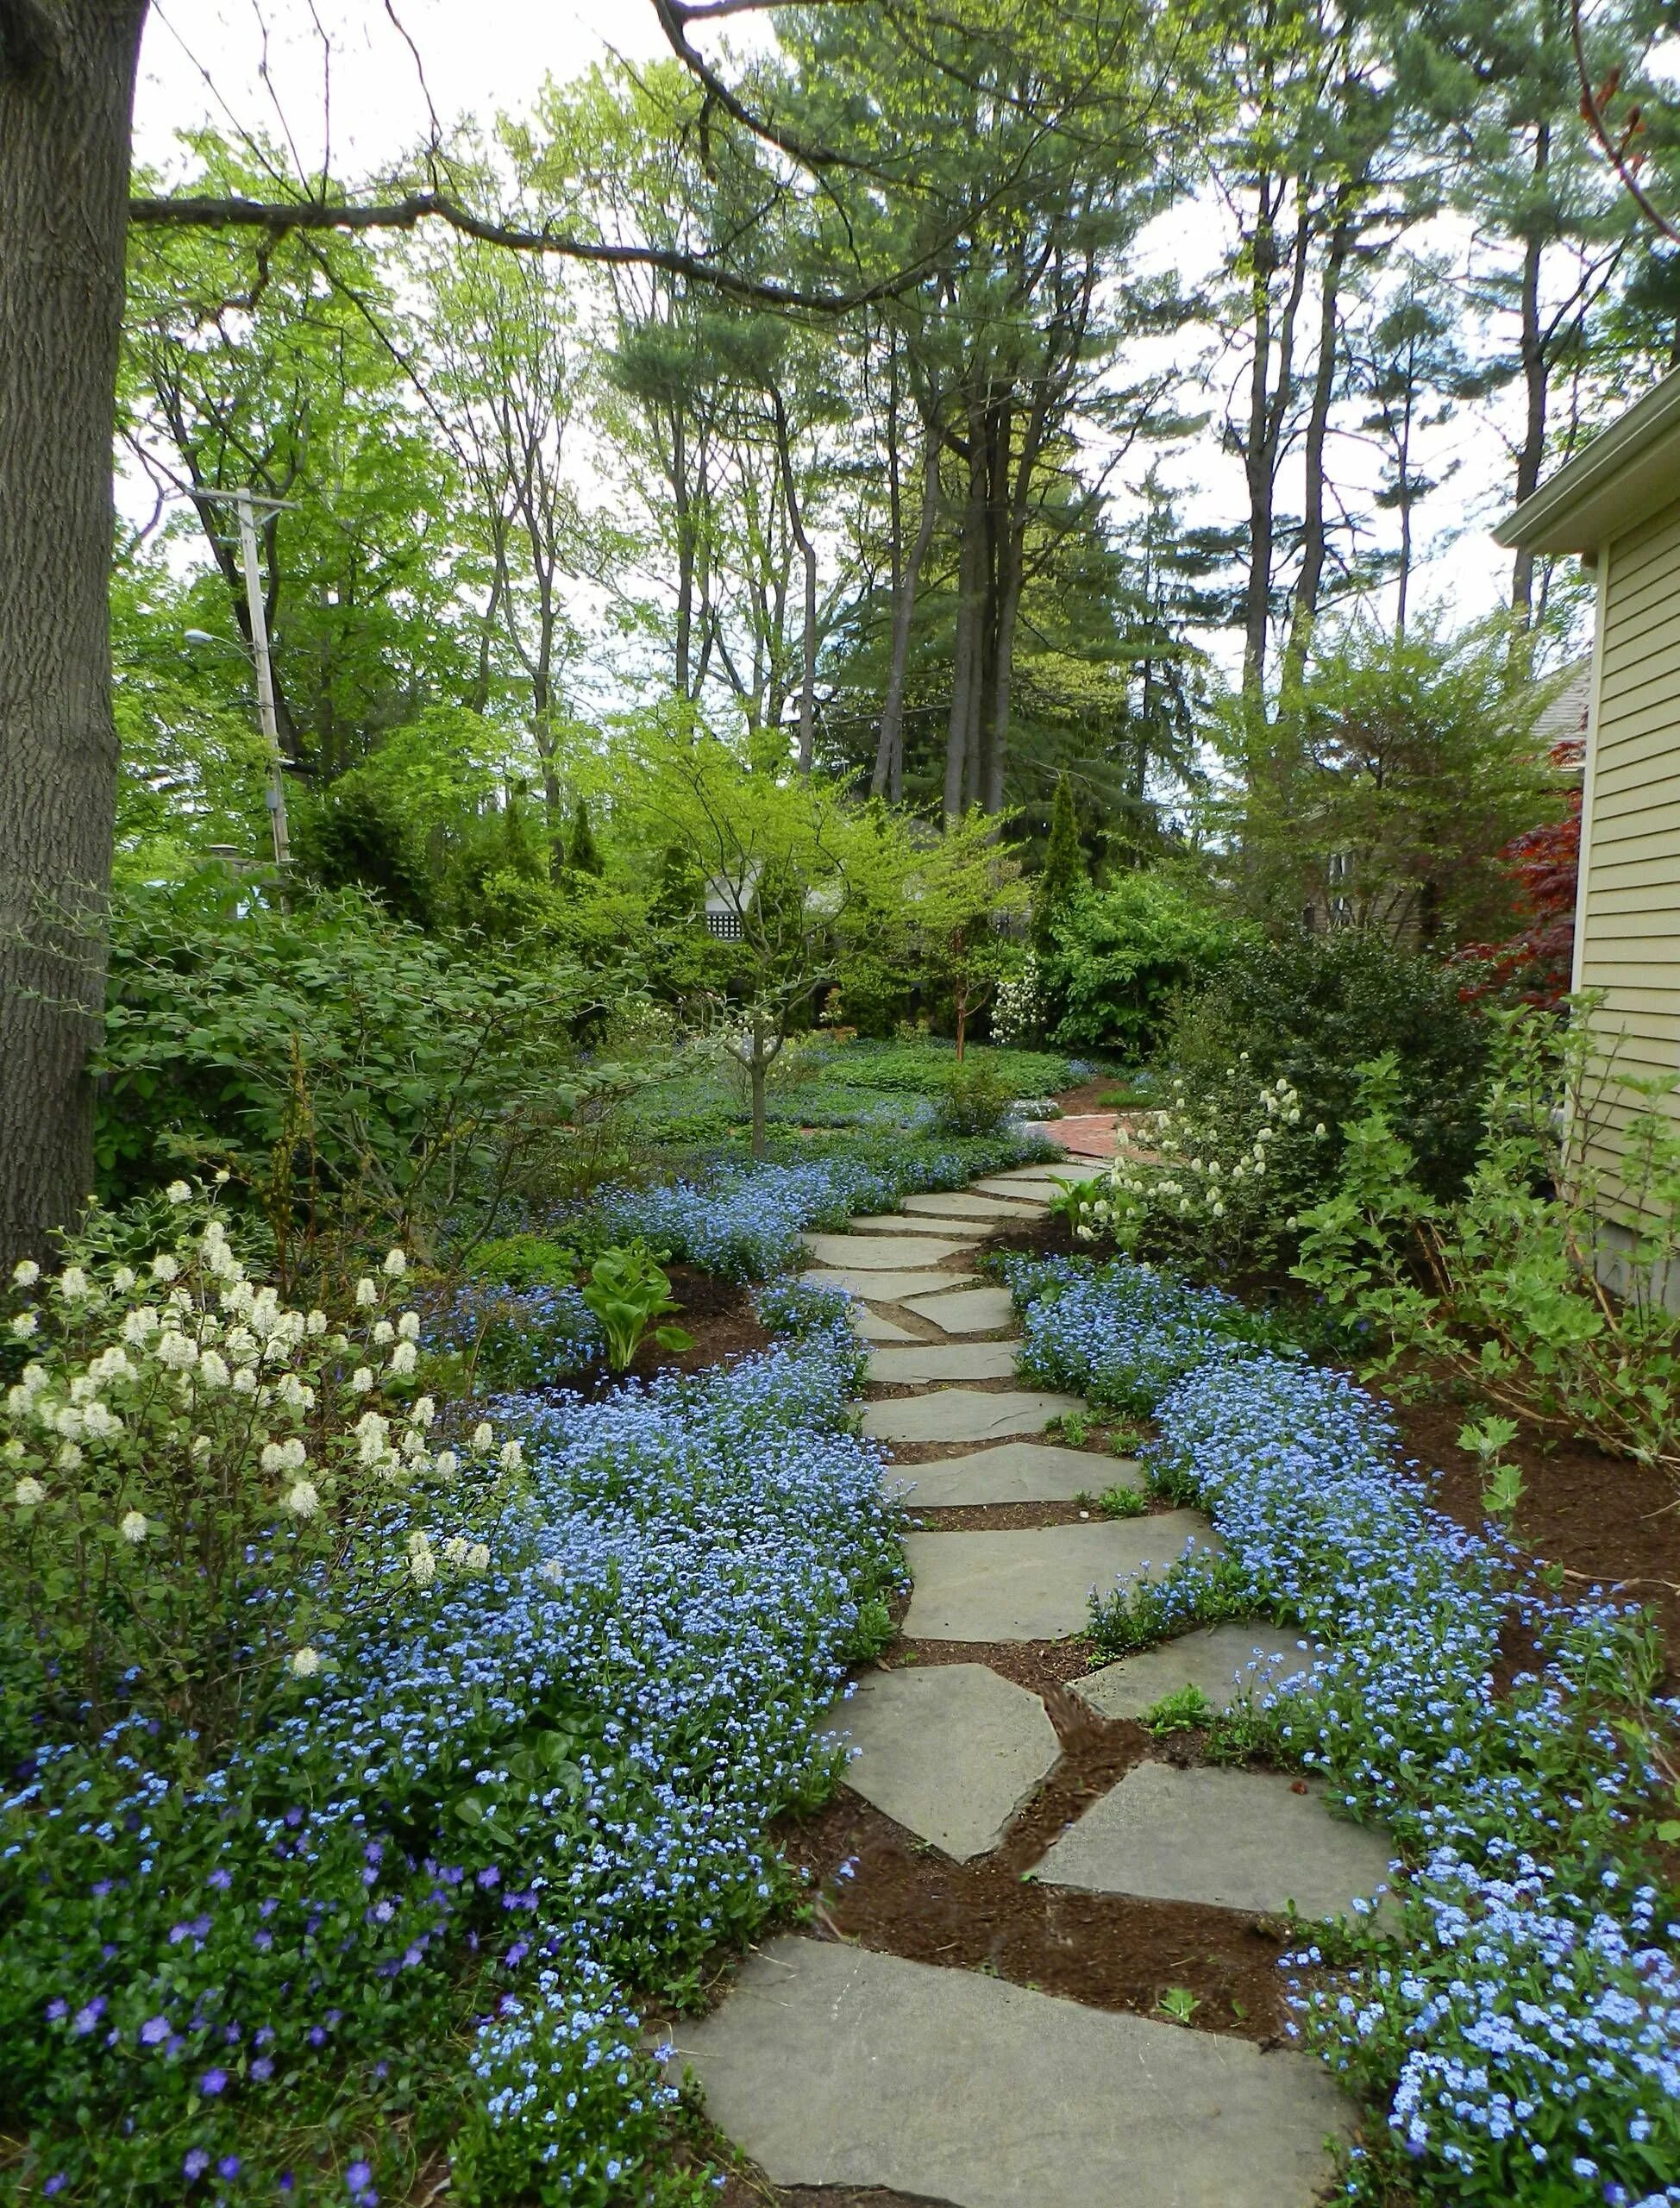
1578 492 1680 1209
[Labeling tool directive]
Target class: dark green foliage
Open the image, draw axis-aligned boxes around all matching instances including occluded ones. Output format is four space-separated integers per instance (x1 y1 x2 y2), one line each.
1169 931 1490 1199
297 777 436 927
1033 772 1085 957
567 798 605 876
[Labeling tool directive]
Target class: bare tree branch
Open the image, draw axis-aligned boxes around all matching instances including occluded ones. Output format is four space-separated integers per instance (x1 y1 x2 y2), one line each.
127 190 918 311
1570 0 1679 244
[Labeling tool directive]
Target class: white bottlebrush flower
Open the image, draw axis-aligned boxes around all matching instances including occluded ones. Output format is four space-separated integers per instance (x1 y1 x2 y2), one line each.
53 1405 84 1440
121 1306 160 1346
354 1278 378 1308
119 1509 148 1544
224 1327 257 1360
156 1333 197 1371
441 1535 470 1566
538 1555 565 1584
1314 1122 1327 1139
305 1309 328 1335
282 1479 321 1519
434 1450 459 1480
191 1434 213 1458
274 1373 313 1410
408 1546 436 1587
231 1366 258 1396
498 1439 523 1472
11 1259 41 1288
410 1395 435 1429
150 1255 179 1283
10 1312 37 1339
260 1441 286 1474
400 1427 429 1459
1211 1201 1226 1220
371 1320 396 1346
471 1421 493 1454
56 1265 91 1299
1287 1108 1301 1126
82 1402 122 1440
56 1442 83 1471
465 1542 490 1573
279 1435 306 1470
166 1180 192 1205
397 1311 421 1342
14 1476 45 1508
289 1646 321 1678
406 1527 433 1558
197 1350 230 1389
388 1340 417 1377
215 1168 231 1185
382 1249 408 1278
348 1367 375 1396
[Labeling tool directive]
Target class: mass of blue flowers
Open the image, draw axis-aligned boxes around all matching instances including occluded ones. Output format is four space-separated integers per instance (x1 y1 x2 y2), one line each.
3 1284 895 2205
1003 1254 1680 2207
578 1120 1053 1281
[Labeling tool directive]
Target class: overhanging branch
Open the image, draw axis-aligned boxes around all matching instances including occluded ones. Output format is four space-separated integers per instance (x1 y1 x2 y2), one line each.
127 188 907 312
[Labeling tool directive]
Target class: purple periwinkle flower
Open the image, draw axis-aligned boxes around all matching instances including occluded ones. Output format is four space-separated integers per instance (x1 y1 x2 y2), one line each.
72 1998 106 2036
197 2067 229 2097
346 2163 372 2190
140 2016 170 2046
42 2177 67 2198
184 2148 210 2180
45 1998 67 2023
217 2156 241 2180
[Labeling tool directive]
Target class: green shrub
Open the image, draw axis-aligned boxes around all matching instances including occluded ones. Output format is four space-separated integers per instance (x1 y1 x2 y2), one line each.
1169 929 1489 1200
1045 874 1239 1056
468 1233 584 1289
933 1057 1014 1136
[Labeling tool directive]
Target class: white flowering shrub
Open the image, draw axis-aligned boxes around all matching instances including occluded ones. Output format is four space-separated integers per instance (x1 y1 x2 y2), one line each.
2 1182 507 1753
1066 1057 1330 1271
988 950 1043 1046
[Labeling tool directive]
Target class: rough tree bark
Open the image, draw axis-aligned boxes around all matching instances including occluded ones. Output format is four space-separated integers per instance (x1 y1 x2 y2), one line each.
1281 204 1351 698
871 405 940 801
1509 127 1551 630
1 0 149 1268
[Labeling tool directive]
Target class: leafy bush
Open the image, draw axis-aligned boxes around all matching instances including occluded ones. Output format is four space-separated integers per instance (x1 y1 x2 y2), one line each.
1292 1019 1680 1475
1169 930 1489 1201
1000 1255 1680 2205
1044 873 1239 1056
933 1057 1014 1136
96 875 611 1260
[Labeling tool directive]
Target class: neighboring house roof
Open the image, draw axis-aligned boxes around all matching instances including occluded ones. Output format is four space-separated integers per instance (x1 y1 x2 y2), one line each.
1534 658 1592 752
1495 366 1680 555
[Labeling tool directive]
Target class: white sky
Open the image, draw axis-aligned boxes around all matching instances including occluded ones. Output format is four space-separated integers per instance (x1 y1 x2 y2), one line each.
130 0 1574 699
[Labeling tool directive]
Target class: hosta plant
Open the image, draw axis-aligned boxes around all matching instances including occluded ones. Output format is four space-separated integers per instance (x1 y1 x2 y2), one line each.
2 1181 510 1756
580 1245 694 1371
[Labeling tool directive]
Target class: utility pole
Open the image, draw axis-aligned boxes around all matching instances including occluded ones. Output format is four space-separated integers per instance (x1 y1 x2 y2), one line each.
197 488 295 869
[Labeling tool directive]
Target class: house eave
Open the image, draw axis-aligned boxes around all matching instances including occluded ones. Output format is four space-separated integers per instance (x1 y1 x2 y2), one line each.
1494 367 1680 555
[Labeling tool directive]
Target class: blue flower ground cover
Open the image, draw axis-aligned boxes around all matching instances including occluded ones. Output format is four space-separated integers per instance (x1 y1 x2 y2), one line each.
2 1288 895 2205
578 1120 1054 1282
1003 1256 1680 2208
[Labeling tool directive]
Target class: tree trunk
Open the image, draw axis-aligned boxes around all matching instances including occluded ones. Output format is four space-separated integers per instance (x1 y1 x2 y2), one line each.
872 407 940 800
1509 129 1551 630
749 1022 768 1160
770 391 818 772
1281 208 1351 696
1 0 148 1268
944 434 986 819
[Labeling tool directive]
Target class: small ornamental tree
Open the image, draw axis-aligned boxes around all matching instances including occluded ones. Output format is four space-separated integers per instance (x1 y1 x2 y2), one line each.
629 720 915 1156
1457 740 1583 1007
566 797 605 876
913 812 1030 1058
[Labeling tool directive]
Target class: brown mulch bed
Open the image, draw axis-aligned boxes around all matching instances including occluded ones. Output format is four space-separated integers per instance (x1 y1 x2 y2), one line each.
563 1264 774 1402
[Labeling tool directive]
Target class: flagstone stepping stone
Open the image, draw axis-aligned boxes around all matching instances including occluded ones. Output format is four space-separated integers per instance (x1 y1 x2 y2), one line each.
965 1178 1053 1205
979 1161 1107 1187
671 1937 1351 2208
903 1441 1143 1507
848 1306 920 1343
901 1283 1018 1333
806 1267 979 1301
860 1387 1081 1445
902 1512 1219 1641
1072 1623 1330 1722
820 1663 1060 1860
867 1340 1019 1384
803 1233 975 1269
1035 1763 1395 1922
846 1212 990 1239
900 1191 1044 1220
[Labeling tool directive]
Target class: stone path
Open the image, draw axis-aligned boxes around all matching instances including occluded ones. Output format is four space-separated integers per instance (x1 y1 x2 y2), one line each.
674 1157 1389 2205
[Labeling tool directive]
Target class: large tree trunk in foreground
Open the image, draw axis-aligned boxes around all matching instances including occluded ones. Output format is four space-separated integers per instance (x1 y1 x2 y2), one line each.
1 0 148 1267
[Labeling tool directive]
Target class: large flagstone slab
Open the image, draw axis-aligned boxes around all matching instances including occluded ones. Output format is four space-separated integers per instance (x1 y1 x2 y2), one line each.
904 1442 1142 1507
902 1512 1219 1641
821 1664 1060 1860
900 1191 1046 1221
901 1283 1019 1334
1036 1762 1395 1922
1073 1623 1330 1722
847 1212 990 1239
848 1306 920 1344
867 1340 1019 1385
860 1387 1081 1445
805 1267 979 1301
803 1233 975 1269
671 1937 1351 2208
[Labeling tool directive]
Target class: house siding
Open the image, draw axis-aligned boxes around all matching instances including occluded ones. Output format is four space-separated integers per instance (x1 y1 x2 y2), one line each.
1577 490 1680 1221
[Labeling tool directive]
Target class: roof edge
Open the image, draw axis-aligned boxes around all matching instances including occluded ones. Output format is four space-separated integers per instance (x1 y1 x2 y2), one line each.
1495 367 1680 553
